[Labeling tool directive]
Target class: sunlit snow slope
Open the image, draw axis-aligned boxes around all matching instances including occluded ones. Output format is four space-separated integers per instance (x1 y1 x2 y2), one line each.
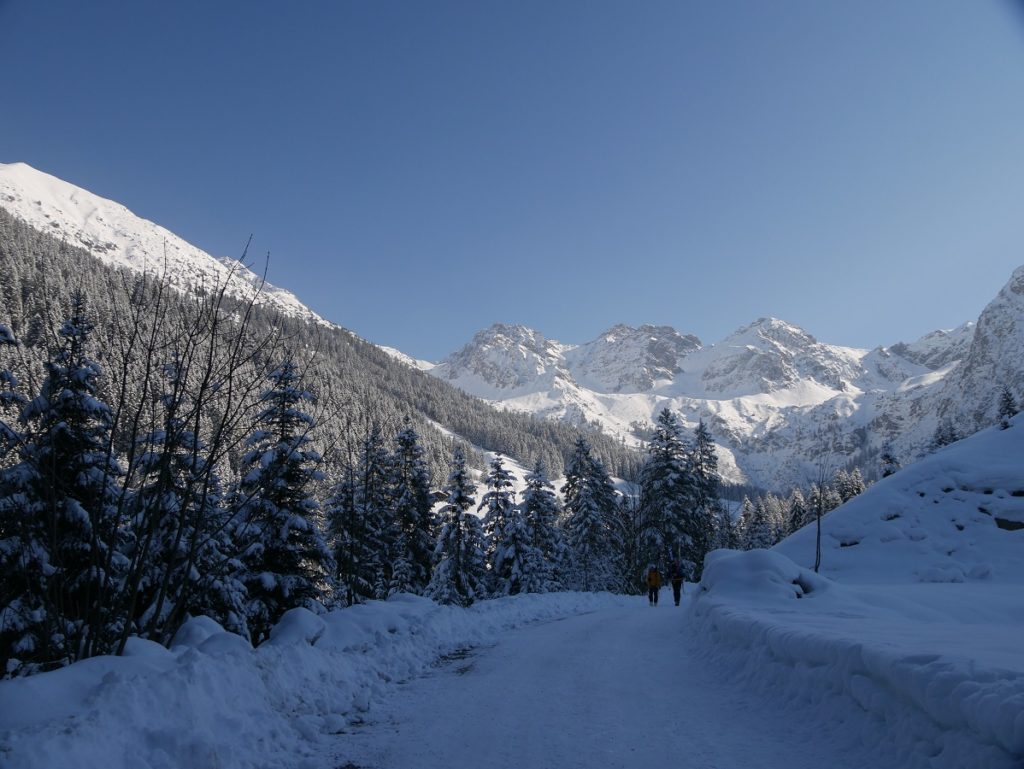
0 162 327 326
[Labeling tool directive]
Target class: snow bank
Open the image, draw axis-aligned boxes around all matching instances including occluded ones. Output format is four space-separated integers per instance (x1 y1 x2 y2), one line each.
690 549 1024 769
0 592 628 769
777 418 1024 584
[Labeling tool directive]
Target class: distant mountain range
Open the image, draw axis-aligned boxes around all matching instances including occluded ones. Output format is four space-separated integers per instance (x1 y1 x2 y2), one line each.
3 161 1022 491
417 273 1024 490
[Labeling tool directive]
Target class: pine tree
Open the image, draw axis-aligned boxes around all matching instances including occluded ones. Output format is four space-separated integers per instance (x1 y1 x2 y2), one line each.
479 455 518 595
998 386 1018 429
0 324 38 673
562 438 620 592
236 360 332 644
638 409 691 570
387 418 434 596
745 498 776 550
354 426 393 600
786 488 808 535
690 420 728 558
0 296 127 670
519 461 566 593
736 496 755 549
426 448 487 606
843 468 866 501
128 360 246 642
326 465 363 606
931 419 959 450
879 445 900 478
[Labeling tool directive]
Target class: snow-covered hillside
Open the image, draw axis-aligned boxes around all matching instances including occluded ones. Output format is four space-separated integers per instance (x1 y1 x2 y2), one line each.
691 418 1024 768
428 315 991 489
0 162 328 326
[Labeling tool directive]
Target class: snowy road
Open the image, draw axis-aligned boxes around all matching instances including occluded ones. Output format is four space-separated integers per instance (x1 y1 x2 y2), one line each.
334 598 901 769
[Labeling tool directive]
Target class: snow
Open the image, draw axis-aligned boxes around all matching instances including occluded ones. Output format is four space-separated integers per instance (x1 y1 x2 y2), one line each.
0 592 625 769
3 421 1020 769
427 314 988 488
687 417 1024 769
339 599 911 769
0 162 329 328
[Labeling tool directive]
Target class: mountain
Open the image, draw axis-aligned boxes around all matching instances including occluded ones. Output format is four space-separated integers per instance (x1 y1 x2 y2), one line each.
0 162 639 482
427 305 1009 490
4 161 1019 494
0 161 323 325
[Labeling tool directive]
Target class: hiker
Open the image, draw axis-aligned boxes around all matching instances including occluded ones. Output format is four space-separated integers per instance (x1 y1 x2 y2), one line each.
646 564 661 606
670 561 684 606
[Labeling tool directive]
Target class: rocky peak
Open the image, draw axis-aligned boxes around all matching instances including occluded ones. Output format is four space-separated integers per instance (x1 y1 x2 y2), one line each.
566 323 702 393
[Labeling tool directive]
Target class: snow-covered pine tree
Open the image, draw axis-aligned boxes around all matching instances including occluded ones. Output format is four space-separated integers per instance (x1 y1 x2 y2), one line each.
426 447 487 606
519 460 566 593
837 468 866 502
326 465 364 606
236 360 332 644
998 386 1018 429
931 419 959 450
0 296 127 670
879 444 900 477
0 324 36 674
479 455 518 595
638 409 691 571
736 496 755 549
690 420 728 557
127 359 247 644
744 498 776 549
354 426 393 600
562 438 620 592
387 418 435 596
786 488 808 535
823 484 844 513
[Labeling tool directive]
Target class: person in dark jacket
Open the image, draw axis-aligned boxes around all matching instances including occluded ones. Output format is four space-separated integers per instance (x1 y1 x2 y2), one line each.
646 564 661 606
669 561 684 606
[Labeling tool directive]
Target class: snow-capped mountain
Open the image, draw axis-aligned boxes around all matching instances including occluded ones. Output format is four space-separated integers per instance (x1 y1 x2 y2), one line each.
0 162 327 326
4 160 1020 493
426 308 1006 490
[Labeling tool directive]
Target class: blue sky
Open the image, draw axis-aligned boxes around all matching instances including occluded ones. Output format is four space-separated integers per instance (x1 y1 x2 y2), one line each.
2 0 1024 360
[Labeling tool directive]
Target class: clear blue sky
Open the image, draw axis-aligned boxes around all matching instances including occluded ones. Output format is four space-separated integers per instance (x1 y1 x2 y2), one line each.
3 1 1024 360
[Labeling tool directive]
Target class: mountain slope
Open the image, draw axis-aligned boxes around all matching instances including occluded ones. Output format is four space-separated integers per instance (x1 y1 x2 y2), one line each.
0 162 324 325
0 166 639 481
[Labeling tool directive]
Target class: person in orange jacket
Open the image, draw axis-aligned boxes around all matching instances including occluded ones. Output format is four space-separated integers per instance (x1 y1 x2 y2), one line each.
646 564 661 606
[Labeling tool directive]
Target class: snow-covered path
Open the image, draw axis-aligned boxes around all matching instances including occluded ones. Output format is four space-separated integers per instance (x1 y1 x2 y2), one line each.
334 598 901 769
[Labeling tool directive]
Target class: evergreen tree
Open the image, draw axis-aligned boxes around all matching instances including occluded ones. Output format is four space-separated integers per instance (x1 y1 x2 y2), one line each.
479 455 518 595
562 438 620 592
787 488 808 535
736 496 755 549
835 466 868 501
426 448 487 606
354 426 393 600
326 465 364 606
387 418 435 596
931 419 959 450
519 461 566 593
998 386 1018 429
236 360 331 643
638 409 691 570
879 445 900 478
0 296 126 670
128 360 246 642
745 498 776 550
690 420 727 557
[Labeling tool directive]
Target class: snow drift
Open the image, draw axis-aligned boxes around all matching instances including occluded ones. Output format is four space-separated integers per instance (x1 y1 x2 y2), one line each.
0 592 630 769
690 418 1024 769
